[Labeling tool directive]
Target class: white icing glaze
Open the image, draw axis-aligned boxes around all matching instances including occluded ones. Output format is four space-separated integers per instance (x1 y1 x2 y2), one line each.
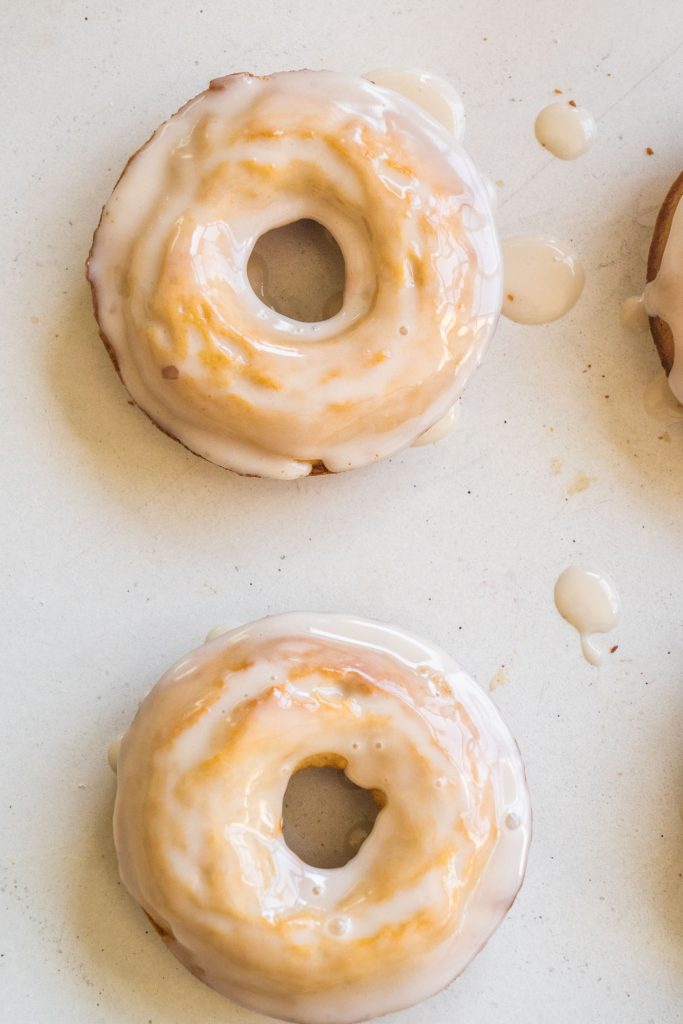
205 621 242 643
643 373 683 423
620 294 649 332
88 71 500 479
643 192 683 403
411 402 460 446
554 568 620 666
114 613 530 1024
107 736 122 773
501 236 585 325
483 175 498 210
363 68 466 140
534 102 596 160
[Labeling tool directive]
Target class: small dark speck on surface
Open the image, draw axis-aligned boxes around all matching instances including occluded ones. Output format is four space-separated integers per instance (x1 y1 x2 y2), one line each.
568 99 577 107
610 645 619 654
645 147 654 155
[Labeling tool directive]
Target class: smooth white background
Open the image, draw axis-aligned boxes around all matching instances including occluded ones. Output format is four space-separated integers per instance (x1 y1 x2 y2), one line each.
2 1 682 1021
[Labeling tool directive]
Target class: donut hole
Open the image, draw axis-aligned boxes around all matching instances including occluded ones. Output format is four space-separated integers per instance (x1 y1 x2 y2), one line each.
247 219 345 323
282 762 382 868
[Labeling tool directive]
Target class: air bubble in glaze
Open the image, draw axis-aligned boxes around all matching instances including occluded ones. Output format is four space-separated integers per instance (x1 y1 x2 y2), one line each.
328 917 351 937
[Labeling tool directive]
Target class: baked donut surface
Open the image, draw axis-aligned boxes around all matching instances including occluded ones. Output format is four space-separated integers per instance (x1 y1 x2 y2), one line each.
646 171 683 394
114 613 530 1024
87 70 501 478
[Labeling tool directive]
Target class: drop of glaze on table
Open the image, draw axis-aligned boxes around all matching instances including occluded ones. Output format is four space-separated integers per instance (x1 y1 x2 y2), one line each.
502 237 585 324
620 295 649 332
534 102 596 160
554 567 620 666
412 403 460 446
363 68 465 139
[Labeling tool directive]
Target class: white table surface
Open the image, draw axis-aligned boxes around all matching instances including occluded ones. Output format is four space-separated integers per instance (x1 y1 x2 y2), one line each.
2 1 682 1021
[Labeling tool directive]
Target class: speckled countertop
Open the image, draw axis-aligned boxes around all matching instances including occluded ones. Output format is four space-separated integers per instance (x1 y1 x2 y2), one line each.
1 2 682 1022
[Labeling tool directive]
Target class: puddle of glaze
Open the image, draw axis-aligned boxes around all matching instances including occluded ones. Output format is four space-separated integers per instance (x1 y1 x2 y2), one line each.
502 237 585 324
534 102 596 160
554 566 620 666
363 68 465 139
412 403 460 446
643 374 683 424
621 294 649 332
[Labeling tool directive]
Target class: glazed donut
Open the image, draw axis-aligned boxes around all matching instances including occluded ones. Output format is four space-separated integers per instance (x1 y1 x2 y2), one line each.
87 70 501 478
645 171 683 402
113 613 530 1023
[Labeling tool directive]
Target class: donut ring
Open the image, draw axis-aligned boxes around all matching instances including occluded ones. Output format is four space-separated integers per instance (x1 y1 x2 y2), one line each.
87 70 501 479
113 613 530 1023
